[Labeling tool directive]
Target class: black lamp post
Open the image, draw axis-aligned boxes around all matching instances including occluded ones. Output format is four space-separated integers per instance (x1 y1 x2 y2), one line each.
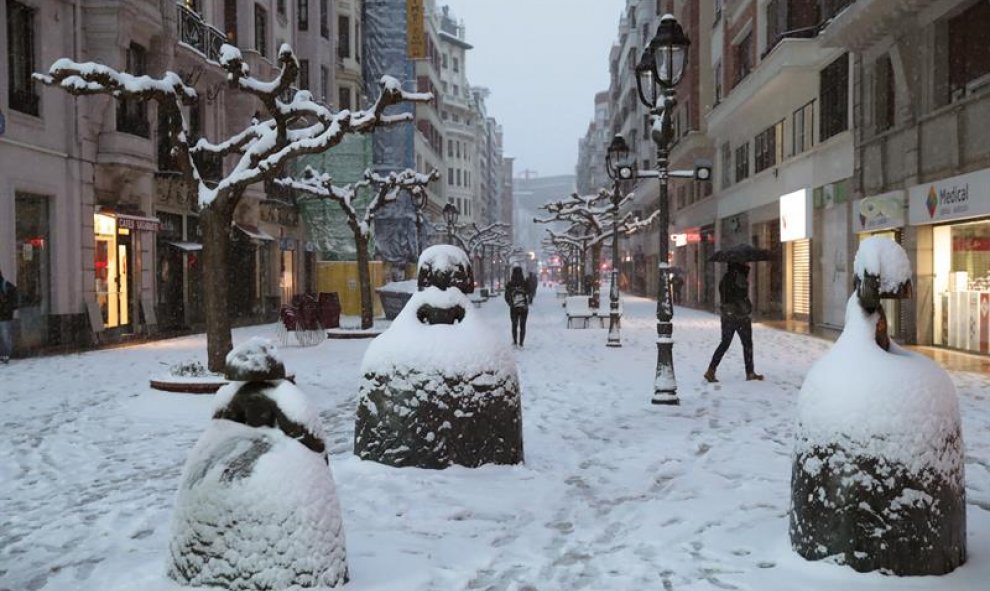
442 203 459 245
605 134 634 348
635 14 690 405
410 188 428 255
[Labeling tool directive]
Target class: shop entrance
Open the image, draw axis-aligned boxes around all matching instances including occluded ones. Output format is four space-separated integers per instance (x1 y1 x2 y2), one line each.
94 214 133 330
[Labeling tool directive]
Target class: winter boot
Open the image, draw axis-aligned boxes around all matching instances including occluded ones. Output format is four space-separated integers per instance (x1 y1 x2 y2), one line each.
746 372 764 381
704 367 718 383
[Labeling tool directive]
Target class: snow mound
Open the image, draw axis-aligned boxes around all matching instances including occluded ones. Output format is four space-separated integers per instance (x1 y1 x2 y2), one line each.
168 421 347 589
361 287 514 379
377 279 418 294
795 295 961 478
853 236 911 293
224 337 285 381
418 244 469 273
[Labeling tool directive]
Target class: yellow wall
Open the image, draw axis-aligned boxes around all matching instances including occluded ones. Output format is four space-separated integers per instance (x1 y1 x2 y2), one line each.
316 261 391 316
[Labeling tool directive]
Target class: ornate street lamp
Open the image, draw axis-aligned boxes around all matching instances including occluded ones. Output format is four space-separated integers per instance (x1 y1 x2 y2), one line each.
605 134 634 348
635 14 690 406
442 203 459 245
410 188 428 255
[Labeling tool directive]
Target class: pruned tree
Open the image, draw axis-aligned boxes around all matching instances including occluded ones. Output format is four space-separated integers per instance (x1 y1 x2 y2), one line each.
277 167 439 329
35 43 431 370
536 190 658 304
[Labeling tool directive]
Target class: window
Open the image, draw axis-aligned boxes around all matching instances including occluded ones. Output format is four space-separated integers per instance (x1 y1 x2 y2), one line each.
714 61 723 104
117 43 149 137
793 100 814 155
225 0 238 42
254 4 267 57
948 1 990 101
720 142 732 189
643 113 651 137
456 141 461 159
733 33 753 86
875 54 895 133
447 139 453 158
448 168 454 184
715 0 723 22
297 0 308 30
734 142 749 182
338 15 350 59
453 84 460 96
7 0 38 115
755 121 784 173
320 0 329 39
453 57 460 72
298 59 309 90
443 54 449 68
819 54 849 141
321 66 329 101
657 0 663 15
338 86 350 110
456 169 461 186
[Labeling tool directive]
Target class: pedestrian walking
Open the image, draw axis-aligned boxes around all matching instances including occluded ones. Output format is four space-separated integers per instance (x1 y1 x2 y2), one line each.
704 262 763 382
0 269 18 364
526 271 538 301
504 266 531 349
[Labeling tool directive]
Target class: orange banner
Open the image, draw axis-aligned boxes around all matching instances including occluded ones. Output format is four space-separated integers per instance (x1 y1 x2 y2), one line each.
407 0 426 58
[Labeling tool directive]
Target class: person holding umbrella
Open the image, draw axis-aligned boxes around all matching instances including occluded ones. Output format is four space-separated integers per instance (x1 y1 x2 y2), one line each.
704 244 769 383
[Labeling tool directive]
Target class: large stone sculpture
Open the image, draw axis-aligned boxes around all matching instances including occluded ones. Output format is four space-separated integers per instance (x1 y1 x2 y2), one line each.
168 338 348 589
790 237 966 575
354 245 524 468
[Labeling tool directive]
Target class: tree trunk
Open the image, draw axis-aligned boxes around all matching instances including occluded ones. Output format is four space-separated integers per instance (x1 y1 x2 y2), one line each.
355 233 373 330
591 243 602 308
202 207 234 373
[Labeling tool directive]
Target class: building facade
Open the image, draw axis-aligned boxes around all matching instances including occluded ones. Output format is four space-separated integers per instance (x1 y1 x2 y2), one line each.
0 0 332 354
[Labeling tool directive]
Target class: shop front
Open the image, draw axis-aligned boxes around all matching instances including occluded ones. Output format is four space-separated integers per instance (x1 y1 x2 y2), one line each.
780 189 812 324
93 210 160 333
909 169 990 354
852 191 906 338
156 211 203 330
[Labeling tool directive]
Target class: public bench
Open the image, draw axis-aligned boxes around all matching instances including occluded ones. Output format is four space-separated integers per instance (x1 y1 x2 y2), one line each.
565 296 595 329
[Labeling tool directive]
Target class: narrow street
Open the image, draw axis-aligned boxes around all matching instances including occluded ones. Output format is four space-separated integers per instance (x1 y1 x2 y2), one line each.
2 288 990 590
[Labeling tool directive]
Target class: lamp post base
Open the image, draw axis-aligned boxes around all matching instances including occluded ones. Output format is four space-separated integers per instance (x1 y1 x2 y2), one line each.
651 392 680 405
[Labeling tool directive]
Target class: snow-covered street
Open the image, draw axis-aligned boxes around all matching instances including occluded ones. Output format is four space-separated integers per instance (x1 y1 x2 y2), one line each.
2 288 990 591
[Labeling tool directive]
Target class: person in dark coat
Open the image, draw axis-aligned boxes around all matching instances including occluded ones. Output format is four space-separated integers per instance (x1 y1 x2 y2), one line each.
0 269 18 363
526 271 538 301
504 266 531 348
704 262 763 382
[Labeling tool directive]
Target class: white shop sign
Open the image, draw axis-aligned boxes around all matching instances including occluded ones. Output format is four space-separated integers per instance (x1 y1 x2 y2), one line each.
852 191 906 233
780 188 812 242
908 168 990 225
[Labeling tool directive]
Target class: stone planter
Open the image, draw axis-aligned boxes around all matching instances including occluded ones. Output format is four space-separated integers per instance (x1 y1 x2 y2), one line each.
376 280 417 320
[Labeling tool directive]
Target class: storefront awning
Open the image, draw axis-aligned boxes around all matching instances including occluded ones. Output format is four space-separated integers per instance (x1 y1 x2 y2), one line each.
234 223 275 241
168 241 203 252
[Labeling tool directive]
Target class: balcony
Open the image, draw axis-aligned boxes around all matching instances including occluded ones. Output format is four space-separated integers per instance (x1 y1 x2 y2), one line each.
818 0 936 51
176 2 227 63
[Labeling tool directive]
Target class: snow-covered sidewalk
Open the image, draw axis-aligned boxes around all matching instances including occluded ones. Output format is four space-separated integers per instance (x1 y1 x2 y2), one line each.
2 288 989 591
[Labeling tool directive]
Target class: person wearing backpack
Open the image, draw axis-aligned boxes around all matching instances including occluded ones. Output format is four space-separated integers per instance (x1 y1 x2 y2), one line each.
504 266 531 349
0 268 18 364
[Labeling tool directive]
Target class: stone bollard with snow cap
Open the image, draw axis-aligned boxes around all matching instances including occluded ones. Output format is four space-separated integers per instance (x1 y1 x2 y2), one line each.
354 244 524 468
790 237 966 575
167 337 348 590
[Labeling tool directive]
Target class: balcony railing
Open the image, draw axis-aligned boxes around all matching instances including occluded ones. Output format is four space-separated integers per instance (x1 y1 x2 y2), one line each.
762 25 819 59
177 3 227 63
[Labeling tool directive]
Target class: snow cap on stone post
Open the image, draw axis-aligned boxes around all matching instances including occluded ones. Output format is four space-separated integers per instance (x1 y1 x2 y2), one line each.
224 337 286 381
417 245 474 294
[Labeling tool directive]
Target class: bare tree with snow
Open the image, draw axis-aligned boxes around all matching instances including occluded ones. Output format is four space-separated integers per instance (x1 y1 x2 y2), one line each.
278 167 439 330
35 44 432 370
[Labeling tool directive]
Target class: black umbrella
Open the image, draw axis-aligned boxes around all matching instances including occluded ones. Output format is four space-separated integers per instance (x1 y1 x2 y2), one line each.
708 243 773 263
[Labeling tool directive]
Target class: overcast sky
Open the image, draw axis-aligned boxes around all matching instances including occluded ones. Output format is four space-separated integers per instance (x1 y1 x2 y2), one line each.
440 0 626 179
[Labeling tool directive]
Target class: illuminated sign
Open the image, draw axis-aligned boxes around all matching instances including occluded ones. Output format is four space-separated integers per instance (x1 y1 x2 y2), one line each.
779 188 812 242
852 191 905 233
908 167 990 225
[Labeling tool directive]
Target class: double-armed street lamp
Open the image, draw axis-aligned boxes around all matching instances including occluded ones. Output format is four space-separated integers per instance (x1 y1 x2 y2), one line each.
605 134 635 348
633 14 710 405
442 203 459 245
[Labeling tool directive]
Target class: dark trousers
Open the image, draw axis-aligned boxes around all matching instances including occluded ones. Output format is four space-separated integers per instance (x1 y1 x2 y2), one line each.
510 307 528 345
709 315 754 374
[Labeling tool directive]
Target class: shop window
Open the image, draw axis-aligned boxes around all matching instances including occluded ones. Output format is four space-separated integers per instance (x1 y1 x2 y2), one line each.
734 142 750 183
117 43 149 138
297 0 308 30
875 54 895 132
933 220 990 353
948 0 990 102
254 4 267 56
338 15 350 59
6 0 38 116
15 193 51 311
819 54 849 141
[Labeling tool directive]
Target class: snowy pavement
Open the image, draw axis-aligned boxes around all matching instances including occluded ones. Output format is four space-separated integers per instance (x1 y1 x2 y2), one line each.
2 288 990 591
